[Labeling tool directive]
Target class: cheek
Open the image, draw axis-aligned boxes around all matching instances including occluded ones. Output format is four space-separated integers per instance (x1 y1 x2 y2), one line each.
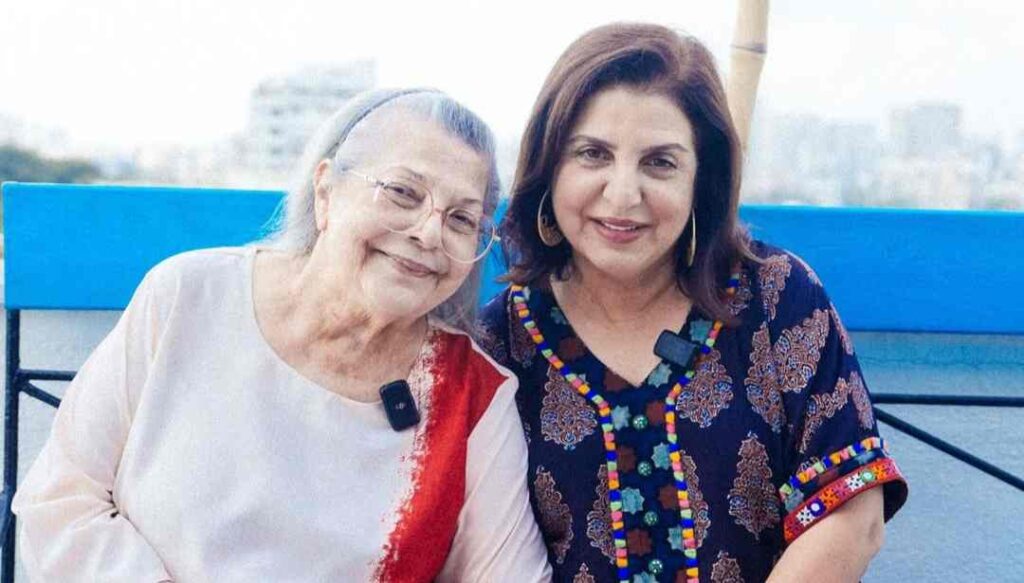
551 169 597 224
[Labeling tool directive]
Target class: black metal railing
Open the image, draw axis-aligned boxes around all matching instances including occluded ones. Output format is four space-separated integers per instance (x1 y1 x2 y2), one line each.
1 308 1022 582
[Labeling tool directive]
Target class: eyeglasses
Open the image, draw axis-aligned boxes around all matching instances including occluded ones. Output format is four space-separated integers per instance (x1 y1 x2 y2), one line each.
340 168 499 264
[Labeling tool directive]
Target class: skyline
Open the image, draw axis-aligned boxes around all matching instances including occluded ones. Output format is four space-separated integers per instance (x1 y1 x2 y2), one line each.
3 0 1023 152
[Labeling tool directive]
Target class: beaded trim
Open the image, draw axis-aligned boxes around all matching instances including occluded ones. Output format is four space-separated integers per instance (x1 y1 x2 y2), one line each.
778 437 887 511
782 456 902 542
510 274 739 583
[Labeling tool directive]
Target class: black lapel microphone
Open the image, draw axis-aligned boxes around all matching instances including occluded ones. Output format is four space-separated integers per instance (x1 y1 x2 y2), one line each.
379 380 421 431
653 330 700 369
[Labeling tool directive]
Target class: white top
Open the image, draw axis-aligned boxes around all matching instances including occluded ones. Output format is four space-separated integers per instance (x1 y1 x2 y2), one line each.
12 247 551 583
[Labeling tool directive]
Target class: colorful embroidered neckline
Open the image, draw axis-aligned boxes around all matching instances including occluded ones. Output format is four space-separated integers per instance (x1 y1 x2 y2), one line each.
510 273 739 583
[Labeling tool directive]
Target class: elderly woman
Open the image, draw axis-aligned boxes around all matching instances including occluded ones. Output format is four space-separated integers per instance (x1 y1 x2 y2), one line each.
13 89 551 582
477 21 909 583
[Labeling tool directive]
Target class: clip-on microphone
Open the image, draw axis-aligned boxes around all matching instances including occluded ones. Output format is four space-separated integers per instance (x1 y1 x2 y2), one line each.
379 380 421 431
653 330 699 369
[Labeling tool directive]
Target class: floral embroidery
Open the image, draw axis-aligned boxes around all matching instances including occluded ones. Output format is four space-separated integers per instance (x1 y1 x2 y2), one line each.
586 465 615 562
799 371 870 452
758 254 792 321
651 443 671 470
690 319 713 341
667 526 683 551
626 529 653 556
658 484 679 510
612 406 631 430
605 369 631 392
622 488 645 513
559 336 588 361
572 564 596 583
677 347 734 428
551 306 569 325
775 309 830 393
533 466 574 564
745 323 785 432
540 365 598 450
783 457 902 542
647 362 672 387
728 270 754 317
618 445 637 473
728 433 780 540
830 302 855 356
710 551 744 583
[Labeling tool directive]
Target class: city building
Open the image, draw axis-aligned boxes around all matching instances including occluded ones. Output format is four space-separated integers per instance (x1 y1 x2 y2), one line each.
243 61 376 186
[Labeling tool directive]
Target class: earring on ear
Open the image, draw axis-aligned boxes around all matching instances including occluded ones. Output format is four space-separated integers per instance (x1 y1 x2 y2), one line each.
536 189 564 247
686 209 697 267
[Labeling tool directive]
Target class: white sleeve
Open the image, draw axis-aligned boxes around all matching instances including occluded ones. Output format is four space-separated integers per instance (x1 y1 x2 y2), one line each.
436 377 553 583
12 271 174 583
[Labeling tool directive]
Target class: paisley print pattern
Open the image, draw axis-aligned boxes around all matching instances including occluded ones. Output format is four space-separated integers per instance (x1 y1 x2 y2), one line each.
533 466 574 564
585 465 615 562
680 450 711 547
540 365 598 450
745 323 786 432
572 564 596 583
758 254 792 321
799 371 876 452
477 240 908 583
728 433 780 540
830 302 855 356
710 551 744 583
677 347 734 428
728 270 754 317
774 309 830 393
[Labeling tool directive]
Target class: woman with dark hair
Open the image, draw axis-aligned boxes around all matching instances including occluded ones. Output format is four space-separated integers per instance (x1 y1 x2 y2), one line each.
477 14 908 583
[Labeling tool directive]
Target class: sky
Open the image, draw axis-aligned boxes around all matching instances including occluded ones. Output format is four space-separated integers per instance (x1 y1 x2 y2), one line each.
1 0 1022 151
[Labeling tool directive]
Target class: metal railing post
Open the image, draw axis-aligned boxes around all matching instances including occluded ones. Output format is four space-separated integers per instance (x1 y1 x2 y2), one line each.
3 310 22 583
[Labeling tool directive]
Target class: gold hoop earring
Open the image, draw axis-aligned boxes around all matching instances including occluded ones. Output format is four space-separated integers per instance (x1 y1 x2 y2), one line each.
537 189 564 247
686 210 697 267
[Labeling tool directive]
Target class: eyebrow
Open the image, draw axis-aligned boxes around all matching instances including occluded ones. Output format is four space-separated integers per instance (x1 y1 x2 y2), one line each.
566 134 692 155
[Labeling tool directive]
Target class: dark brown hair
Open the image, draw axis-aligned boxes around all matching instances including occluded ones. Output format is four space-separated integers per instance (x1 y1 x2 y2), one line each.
502 22 754 323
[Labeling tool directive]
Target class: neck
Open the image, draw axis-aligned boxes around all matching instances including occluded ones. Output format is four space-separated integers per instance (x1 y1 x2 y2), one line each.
280 249 427 374
557 255 683 325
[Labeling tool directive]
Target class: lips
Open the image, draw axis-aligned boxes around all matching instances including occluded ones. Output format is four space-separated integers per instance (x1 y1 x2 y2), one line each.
592 217 647 243
384 252 438 277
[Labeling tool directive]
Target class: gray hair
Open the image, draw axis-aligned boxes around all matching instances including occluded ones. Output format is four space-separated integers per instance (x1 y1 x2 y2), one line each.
259 88 501 332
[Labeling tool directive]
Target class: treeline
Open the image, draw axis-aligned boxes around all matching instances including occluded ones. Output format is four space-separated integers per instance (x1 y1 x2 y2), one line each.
0 145 101 184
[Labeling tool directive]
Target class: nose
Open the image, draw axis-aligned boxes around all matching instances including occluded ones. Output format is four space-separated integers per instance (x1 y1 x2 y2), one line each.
406 208 445 250
601 165 643 209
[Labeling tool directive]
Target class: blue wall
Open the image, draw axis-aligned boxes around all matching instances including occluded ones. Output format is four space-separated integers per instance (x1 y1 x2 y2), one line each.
5 183 1023 334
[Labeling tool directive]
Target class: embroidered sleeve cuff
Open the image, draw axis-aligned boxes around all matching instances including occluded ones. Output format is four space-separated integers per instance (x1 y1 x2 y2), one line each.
779 438 907 543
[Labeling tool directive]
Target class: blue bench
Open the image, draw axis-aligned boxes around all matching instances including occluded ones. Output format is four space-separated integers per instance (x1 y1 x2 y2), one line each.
2 182 1023 581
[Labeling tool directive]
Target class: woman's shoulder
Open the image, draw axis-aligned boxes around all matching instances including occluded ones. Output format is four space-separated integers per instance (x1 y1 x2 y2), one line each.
134 246 253 315
739 240 831 328
426 318 519 428
145 246 251 287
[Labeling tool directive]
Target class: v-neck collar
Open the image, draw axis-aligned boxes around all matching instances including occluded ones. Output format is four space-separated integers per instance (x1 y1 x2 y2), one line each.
520 284 711 392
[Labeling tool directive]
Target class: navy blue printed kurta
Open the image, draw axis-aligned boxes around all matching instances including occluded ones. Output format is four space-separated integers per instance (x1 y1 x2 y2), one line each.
477 242 908 583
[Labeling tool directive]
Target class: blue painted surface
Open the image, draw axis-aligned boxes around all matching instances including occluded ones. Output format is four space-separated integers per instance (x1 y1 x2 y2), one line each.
6 185 1024 335
740 205 1024 334
2 182 284 310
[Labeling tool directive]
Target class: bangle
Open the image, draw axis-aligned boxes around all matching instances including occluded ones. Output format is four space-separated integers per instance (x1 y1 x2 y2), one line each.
731 42 767 54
